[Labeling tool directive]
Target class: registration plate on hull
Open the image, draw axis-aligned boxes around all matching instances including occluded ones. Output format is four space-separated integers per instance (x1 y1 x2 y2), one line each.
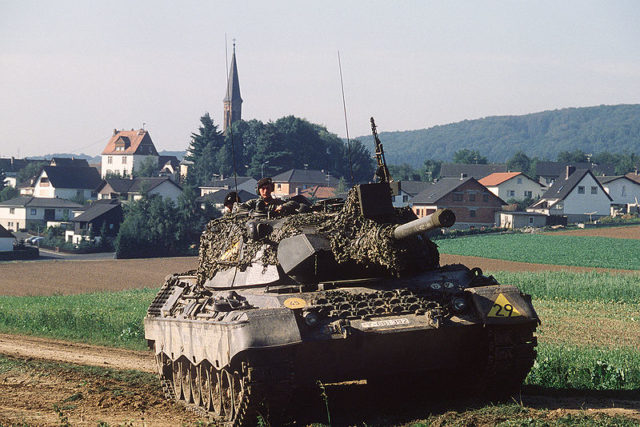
360 318 410 329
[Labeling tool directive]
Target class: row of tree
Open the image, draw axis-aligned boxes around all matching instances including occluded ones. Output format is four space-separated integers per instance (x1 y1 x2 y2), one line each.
185 114 375 187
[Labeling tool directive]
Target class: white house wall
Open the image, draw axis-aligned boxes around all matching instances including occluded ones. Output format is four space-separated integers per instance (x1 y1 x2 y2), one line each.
0 206 27 231
150 182 183 202
563 174 611 216
491 177 544 200
101 154 158 178
603 180 640 205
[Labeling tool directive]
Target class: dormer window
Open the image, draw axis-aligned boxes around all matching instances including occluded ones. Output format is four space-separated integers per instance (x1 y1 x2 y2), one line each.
114 136 130 151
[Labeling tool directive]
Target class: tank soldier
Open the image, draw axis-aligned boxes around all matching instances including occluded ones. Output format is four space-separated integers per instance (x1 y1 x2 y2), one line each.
223 191 241 214
241 177 299 215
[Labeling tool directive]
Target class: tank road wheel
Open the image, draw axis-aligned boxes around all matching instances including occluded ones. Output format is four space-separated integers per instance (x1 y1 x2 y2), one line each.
220 368 235 421
200 364 215 412
191 364 202 406
172 360 183 400
211 368 224 417
181 360 193 403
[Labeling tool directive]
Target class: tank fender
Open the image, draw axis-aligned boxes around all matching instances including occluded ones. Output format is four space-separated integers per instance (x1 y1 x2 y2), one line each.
466 285 539 325
145 307 301 369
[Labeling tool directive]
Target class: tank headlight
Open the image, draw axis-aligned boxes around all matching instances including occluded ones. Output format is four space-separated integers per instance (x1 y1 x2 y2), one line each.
430 283 442 290
444 282 455 289
452 297 467 313
303 310 320 327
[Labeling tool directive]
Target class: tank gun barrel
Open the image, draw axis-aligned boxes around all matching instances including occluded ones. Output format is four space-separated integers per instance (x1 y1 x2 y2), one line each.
393 209 456 240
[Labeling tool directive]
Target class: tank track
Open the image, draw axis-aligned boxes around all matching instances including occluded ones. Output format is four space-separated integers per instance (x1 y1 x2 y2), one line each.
158 353 294 426
480 323 538 398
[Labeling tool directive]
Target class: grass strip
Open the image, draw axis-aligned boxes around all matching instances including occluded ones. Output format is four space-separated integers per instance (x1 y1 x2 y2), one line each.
436 234 640 270
491 270 640 303
526 344 640 392
0 288 157 351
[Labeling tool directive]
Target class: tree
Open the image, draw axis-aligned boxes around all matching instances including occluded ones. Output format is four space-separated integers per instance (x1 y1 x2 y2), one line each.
186 113 225 186
17 161 47 184
388 164 422 181
506 151 531 174
422 159 442 181
0 169 5 192
453 149 487 164
0 186 19 202
557 150 588 163
134 156 159 178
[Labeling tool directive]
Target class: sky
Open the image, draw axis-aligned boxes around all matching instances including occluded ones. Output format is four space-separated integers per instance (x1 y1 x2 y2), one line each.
1 0 640 158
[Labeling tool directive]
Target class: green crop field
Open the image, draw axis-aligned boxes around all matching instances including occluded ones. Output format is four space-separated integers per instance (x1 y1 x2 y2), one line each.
436 234 640 270
0 270 638 392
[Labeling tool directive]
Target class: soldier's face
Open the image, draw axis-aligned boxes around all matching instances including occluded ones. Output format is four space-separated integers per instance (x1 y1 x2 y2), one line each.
259 185 272 199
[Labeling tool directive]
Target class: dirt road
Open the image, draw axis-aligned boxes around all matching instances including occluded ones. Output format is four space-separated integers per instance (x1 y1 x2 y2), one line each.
0 333 638 426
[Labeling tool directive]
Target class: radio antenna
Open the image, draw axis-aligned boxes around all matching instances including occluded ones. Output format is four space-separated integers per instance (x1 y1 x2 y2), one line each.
338 51 354 187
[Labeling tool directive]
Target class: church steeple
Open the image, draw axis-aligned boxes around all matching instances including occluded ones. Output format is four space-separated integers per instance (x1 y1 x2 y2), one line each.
223 42 242 132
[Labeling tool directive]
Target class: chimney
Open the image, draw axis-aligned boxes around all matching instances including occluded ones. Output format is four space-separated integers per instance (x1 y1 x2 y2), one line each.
566 165 576 179
460 173 464 180
113 129 118 136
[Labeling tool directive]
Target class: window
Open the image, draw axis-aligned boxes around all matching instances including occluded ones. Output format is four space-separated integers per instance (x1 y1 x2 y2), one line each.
122 156 127 164
107 156 113 164
591 186 597 195
9 208 14 214
622 185 626 197
578 186 585 194
402 195 408 202
469 209 476 217
508 190 515 197
524 191 532 198
30 208 37 215
453 193 463 201
469 193 476 201
517 178 523 184
483 194 489 202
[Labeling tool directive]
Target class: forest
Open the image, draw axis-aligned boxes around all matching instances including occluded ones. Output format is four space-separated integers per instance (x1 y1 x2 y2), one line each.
370 104 640 167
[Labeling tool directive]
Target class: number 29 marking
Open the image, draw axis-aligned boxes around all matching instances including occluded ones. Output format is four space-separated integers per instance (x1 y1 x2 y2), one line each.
491 303 514 317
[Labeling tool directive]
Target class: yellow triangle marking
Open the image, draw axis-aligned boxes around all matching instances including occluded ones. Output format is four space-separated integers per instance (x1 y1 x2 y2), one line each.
487 293 522 318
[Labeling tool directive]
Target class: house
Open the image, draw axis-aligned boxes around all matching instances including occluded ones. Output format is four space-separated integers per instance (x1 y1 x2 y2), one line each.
497 211 547 229
528 167 612 223
101 128 159 178
439 163 507 179
478 172 545 201
33 166 102 201
197 189 257 212
65 199 123 244
299 185 339 200
158 156 180 179
0 157 38 188
49 157 90 168
97 177 183 202
271 169 340 197
597 175 640 214
391 181 433 208
0 224 15 252
199 176 257 197
535 161 615 187
411 177 506 229
179 159 194 181
0 196 82 231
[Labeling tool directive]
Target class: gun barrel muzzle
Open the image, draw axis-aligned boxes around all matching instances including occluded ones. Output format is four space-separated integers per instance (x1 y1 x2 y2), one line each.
393 209 456 240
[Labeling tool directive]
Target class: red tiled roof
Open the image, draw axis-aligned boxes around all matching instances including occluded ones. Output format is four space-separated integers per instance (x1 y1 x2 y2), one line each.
298 185 336 199
101 129 158 156
478 172 522 186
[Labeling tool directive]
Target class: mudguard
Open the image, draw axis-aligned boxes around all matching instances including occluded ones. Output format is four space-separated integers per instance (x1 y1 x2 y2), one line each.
466 285 539 325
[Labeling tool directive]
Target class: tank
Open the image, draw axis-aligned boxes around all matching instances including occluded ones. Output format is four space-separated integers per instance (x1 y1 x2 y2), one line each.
144 182 539 425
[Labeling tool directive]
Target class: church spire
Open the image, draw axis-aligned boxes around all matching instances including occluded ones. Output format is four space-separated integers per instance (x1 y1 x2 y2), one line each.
223 41 242 132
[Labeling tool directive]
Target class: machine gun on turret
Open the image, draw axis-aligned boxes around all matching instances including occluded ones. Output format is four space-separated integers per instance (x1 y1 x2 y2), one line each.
370 117 392 184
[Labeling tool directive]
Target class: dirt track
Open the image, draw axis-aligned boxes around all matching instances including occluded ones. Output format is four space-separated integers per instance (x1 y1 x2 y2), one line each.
0 333 638 426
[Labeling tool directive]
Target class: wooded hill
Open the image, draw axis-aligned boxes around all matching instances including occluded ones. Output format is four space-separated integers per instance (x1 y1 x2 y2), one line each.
366 104 640 167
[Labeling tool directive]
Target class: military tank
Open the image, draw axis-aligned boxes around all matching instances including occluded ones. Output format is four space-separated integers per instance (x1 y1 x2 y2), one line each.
144 121 539 426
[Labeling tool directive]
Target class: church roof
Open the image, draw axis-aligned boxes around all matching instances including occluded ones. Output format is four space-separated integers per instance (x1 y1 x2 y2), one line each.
223 45 242 104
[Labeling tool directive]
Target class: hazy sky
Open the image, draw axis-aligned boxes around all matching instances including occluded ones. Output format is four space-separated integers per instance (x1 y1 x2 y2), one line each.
1 1 639 158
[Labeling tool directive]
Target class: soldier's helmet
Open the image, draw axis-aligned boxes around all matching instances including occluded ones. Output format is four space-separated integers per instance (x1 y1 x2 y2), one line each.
256 177 274 194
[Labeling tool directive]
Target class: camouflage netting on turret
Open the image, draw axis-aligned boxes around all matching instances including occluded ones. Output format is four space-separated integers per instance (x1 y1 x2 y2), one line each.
196 188 439 285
